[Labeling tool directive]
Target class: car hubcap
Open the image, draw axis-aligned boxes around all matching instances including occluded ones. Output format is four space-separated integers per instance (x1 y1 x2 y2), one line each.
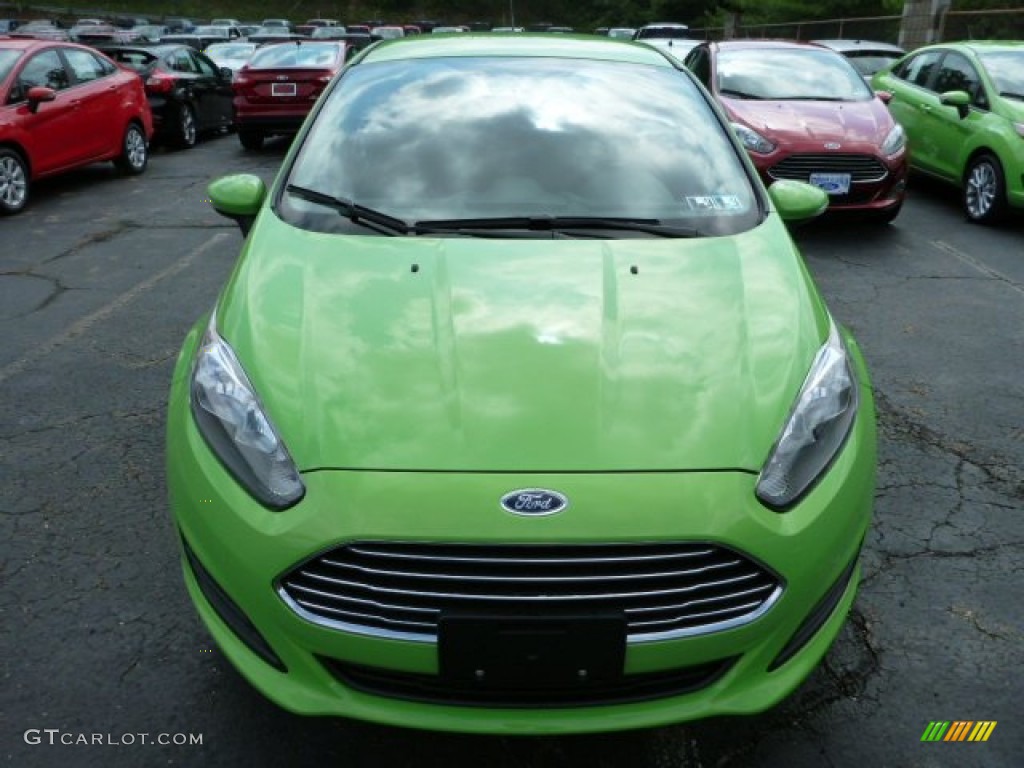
127 129 146 169
0 156 26 208
183 109 196 144
966 162 995 218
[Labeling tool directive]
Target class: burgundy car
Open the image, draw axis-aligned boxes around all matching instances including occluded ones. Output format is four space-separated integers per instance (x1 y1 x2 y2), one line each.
232 41 347 150
0 38 153 214
684 40 908 223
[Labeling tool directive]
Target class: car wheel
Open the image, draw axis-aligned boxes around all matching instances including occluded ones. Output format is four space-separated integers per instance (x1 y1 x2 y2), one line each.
238 129 264 151
0 148 28 215
963 153 1007 224
176 103 197 149
113 122 148 175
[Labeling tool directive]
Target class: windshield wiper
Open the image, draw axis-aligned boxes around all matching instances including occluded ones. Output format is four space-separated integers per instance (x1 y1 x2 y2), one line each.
719 88 763 100
999 90 1024 101
286 184 409 235
413 215 700 238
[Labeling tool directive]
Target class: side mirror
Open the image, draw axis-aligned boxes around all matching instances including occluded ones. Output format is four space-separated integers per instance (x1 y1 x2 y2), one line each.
208 174 266 237
219 66 233 80
26 85 56 113
768 179 829 224
939 90 970 119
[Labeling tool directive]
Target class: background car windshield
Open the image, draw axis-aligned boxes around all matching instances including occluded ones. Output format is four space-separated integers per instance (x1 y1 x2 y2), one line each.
719 48 873 100
0 49 21 81
249 42 340 68
286 57 759 233
977 50 1024 97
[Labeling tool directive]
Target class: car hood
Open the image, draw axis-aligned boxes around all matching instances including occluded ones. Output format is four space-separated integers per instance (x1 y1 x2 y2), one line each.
216 214 829 472
723 97 893 148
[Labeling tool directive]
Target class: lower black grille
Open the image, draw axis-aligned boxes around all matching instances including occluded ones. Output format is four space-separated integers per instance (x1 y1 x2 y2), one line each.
768 153 888 182
319 655 738 708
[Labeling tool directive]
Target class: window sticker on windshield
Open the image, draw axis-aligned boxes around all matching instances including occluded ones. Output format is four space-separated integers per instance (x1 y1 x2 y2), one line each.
685 195 744 211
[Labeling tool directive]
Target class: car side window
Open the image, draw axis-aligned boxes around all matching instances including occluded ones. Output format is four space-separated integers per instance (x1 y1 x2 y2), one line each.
63 48 110 84
932 52 987 109
171 50 197 73
894 50 942 89
687 48 711 87
190 51 218 77
8 49 69 103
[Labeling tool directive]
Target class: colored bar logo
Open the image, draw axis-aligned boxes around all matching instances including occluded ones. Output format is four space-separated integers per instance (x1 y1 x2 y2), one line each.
921 721 996 742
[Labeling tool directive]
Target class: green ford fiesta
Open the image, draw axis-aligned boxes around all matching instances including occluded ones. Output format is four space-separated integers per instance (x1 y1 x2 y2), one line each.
872 41 1024 224
167 34 876 734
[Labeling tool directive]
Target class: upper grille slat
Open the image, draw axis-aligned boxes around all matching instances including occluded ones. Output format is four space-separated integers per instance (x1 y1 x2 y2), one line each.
279 542 782 642
768 153 888 182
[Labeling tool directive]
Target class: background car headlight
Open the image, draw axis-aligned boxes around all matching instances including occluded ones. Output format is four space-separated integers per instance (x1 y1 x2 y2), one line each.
731 122 776 154
756 321 858 510
190 315 305 509
881 123 906 156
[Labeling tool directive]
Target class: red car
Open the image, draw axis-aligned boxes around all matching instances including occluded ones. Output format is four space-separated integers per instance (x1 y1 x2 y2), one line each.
0 38 153 214
232 41 347 150
684 40 908 223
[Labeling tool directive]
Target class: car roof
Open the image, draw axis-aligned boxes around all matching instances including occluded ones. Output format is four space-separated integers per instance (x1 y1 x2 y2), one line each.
710 39 834 51
359 33 675 66
813 39 904 53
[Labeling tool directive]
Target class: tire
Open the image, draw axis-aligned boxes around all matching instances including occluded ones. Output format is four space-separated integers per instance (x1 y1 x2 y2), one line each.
175 103 197 149
0 148 29 215
238 129 264 151
113 122 148 175
963 153 1007 225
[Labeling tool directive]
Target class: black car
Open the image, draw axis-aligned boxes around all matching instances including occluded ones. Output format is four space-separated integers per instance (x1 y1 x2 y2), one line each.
97 44 234 148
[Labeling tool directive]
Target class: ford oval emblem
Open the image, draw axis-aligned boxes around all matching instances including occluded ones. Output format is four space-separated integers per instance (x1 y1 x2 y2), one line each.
500 489 569 516
824 141 841 150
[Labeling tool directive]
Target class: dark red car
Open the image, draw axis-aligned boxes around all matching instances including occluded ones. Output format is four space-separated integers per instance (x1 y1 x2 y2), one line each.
684 40 908 223
232 41 348 150
0 38 153 214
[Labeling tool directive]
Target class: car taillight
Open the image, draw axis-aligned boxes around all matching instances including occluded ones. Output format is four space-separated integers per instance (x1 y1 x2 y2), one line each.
146 70 176 94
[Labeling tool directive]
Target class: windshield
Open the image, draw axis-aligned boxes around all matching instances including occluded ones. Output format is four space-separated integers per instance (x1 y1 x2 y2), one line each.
718 47 873 101
283 57 760 236
207 43 255 61
0 49 21 82
978 50 1024 99
248 42 341 68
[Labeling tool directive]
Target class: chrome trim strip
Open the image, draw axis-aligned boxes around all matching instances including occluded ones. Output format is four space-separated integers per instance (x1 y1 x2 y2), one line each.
313 557 742 583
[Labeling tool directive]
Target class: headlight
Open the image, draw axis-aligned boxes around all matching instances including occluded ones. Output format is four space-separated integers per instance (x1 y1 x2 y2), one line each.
731 122 776 154
756 321 858 510
190 314 305 509
881 123 905 156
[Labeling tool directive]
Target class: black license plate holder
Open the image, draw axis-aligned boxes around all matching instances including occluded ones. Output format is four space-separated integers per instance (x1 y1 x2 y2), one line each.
438 614 626 688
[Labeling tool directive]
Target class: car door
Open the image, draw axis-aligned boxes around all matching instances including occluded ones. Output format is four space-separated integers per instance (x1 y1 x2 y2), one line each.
60 47 122 159
188 49 233 130
5 48 79 173
880 49 945 176
919 52 989 181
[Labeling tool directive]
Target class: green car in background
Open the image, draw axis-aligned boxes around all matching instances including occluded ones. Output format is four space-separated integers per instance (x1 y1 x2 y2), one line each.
167 34 876 733
872 41 1024 224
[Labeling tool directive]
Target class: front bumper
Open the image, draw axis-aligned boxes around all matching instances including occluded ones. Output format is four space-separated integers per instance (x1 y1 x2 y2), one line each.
166 359 875 734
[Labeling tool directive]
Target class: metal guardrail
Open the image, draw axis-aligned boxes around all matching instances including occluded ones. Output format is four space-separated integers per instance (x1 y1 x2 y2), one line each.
691 7 1024 49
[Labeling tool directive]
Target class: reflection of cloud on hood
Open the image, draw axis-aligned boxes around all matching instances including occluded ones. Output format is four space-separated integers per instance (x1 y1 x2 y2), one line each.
293 58 755 221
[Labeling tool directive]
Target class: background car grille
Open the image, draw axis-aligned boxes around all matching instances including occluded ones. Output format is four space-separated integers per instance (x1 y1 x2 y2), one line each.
279 541 782 642
768 153 888 182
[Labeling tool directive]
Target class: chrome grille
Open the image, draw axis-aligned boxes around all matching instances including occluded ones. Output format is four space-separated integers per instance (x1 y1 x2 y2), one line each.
768 153 888 182
279 542 782 642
